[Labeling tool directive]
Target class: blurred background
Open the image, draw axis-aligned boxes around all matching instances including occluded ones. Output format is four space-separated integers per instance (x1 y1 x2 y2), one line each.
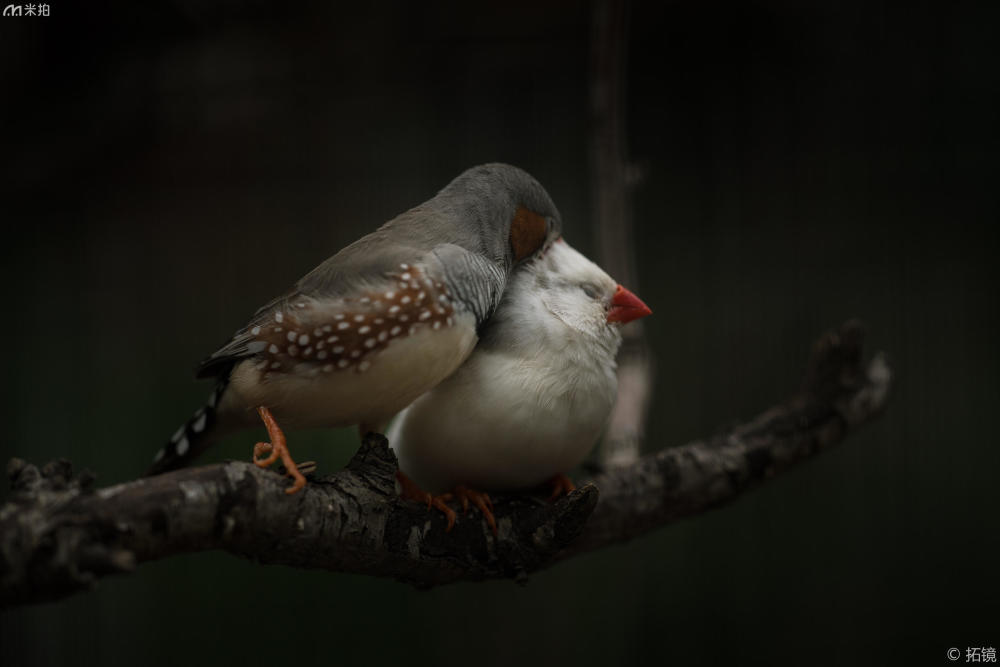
1 1 997 665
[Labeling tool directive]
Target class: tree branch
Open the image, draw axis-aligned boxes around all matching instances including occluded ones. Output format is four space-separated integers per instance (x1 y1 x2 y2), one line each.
0 320 890 608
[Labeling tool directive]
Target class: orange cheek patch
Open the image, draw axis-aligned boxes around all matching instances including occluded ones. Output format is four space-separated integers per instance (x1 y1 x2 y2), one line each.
510 206 548 262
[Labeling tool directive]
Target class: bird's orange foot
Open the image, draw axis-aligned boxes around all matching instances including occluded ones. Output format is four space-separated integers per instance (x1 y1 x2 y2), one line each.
547 473 576 501
453 484 497 535
395 470 457 531
252 406 306 495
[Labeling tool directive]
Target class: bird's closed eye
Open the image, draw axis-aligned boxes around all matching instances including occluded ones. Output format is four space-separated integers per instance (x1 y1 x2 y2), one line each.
580 284 601 299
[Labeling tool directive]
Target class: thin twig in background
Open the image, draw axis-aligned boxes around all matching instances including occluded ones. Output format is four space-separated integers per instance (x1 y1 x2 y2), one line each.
590 0 654 467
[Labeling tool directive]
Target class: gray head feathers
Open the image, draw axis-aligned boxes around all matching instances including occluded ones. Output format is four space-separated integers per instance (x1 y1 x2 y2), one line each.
299 163 562 294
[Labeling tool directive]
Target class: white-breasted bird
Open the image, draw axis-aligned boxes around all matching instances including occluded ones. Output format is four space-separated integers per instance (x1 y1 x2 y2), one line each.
149 164 562 491
388 239 651 531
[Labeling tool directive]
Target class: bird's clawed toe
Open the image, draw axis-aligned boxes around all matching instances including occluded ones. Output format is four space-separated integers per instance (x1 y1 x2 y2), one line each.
428 495 458 531
453 485 497 535
395 473 499 534
396 470 457 530
253 441 274 462
251 406 306 495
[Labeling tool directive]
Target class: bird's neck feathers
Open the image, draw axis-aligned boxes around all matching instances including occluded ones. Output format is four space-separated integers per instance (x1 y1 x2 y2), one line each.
479 242 623 373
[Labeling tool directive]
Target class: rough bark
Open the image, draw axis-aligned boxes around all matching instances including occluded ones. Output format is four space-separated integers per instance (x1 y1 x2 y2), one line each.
0 320 890 608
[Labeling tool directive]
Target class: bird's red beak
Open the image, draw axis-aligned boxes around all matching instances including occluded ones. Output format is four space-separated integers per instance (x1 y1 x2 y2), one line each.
607 285 652 324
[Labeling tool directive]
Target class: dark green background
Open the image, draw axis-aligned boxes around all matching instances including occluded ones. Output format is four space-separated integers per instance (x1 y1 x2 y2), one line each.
2 1 997 665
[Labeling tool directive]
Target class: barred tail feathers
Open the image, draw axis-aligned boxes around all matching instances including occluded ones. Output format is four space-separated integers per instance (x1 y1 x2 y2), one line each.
147 381 230 475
